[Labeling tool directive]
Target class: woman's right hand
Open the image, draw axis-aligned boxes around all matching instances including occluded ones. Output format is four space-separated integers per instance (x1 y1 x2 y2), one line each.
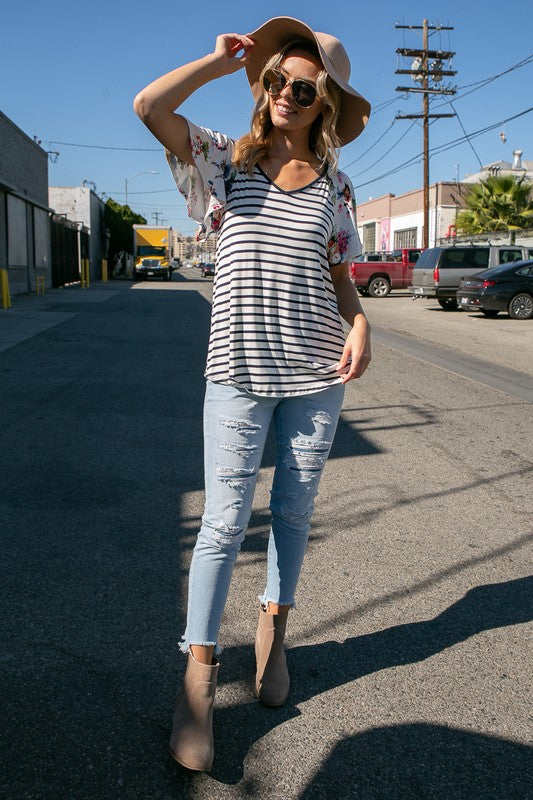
212 33 255 74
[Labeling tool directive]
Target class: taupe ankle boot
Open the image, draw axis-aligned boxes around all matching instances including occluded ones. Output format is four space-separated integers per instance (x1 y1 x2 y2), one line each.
169 653 219 771
255 605 290 706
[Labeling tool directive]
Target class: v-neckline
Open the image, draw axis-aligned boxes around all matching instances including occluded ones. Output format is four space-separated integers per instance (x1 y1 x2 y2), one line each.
256 164 326 195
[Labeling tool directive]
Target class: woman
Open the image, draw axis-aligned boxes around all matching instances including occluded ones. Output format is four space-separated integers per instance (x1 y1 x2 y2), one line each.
134 16 371 771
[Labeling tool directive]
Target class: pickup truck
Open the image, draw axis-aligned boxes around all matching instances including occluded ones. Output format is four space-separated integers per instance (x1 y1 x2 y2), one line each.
350 248 424 297
411 244 532 310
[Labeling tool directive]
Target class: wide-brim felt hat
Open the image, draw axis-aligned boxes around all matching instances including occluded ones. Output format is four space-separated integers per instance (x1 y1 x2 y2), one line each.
245 16 371 145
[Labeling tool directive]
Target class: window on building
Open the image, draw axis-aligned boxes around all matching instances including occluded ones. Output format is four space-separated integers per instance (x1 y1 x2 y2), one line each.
394 228 417 249
363 223 376 253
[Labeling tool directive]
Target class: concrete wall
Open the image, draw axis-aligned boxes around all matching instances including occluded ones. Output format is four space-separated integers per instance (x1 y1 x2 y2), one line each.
48 187 107 280
0 111 52 295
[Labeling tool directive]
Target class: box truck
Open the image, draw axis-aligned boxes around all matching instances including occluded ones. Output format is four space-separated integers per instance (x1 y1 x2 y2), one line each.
133 225 173 281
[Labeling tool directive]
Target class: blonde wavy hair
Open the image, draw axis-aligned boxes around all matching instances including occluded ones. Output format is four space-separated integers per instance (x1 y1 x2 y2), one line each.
232 39 342 175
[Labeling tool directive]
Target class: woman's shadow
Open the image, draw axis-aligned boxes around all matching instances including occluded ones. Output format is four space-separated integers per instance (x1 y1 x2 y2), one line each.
297 721 533 799
192 575 532 784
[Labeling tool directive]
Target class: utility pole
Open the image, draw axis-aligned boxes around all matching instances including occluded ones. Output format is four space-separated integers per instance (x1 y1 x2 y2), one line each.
395 20 456 248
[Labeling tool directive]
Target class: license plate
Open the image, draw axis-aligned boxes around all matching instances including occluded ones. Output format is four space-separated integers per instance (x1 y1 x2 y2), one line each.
461 297 469 304
148 271 154 276
413 287 425 295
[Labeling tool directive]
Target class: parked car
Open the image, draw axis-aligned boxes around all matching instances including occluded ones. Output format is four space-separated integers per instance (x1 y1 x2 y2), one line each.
456 260 533 319
412 245 531 310
350 248 424 297
201 262 215 277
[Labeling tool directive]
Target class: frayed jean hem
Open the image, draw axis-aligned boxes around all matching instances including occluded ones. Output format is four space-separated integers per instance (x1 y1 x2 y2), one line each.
179 639 223 657
258 594 296 610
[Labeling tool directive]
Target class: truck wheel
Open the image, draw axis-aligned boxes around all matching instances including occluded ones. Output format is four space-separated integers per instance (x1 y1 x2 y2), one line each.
508 292 533 320
437 297 458 311
368 277 390 297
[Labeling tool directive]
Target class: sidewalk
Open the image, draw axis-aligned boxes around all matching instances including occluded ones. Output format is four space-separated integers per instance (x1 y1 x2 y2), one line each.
0 281 123 353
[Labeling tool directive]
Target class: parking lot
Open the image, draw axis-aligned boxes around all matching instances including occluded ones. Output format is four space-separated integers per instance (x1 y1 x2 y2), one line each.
360 291 533 376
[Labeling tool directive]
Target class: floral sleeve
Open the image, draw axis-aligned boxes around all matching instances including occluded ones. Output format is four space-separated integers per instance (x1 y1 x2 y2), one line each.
165 119 236 240
327 171 362 264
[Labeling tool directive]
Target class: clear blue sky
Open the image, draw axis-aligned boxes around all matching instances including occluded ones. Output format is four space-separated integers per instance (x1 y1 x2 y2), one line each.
2 0 531 235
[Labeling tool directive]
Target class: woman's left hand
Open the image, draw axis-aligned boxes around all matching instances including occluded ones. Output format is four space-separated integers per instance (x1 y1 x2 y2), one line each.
335 314 372 383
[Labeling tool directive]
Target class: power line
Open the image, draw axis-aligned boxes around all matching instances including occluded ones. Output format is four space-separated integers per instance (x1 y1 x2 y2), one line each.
341 118 398 170
448 100 483 168
371 96 401 114
341 53 532 181
432 53 533 109
48 139 160 152
350 121 417 178
352 106 533 189
456 53 533 91
107 187 176 195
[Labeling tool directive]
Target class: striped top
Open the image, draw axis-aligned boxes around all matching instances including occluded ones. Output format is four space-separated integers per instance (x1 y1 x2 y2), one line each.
166 120 362 397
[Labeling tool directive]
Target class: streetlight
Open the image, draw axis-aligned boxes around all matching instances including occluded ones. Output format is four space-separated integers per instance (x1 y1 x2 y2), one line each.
124 170 158 206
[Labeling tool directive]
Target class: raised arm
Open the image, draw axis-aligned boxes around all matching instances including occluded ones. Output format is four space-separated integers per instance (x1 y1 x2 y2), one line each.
133 34 255 165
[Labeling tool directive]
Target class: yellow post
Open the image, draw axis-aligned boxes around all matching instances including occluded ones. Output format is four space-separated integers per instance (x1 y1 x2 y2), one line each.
36 274 45 295
0 268 12 309
101 259 108 283
81 258 90 288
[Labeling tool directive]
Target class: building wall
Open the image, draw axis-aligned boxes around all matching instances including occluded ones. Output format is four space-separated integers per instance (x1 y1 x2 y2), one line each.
390 212 423 250
356 182 469 251
48 186 106 280
0 111 52 294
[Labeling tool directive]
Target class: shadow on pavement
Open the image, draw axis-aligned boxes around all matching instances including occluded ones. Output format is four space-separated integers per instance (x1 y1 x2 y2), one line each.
198 576 532 786
0 286 212 798
298 722 533 799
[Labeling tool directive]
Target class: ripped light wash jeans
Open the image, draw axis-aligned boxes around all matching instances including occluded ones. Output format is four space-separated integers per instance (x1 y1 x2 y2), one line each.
180 379 344 654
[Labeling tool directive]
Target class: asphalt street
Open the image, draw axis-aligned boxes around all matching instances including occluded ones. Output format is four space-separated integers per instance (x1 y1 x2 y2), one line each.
1 273 532 800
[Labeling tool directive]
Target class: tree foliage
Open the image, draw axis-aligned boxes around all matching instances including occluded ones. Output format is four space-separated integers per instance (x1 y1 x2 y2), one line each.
456 175 533 236
104 199 146 269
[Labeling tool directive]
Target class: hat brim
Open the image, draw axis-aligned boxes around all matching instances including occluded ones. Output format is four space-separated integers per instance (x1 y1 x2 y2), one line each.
245 16 371 145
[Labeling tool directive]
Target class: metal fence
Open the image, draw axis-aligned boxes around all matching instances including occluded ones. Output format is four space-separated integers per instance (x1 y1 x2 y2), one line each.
50 216 89 288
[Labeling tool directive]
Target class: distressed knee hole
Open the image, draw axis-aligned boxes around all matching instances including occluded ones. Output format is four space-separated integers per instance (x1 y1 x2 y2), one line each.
210 518 246 547
284 437 332 481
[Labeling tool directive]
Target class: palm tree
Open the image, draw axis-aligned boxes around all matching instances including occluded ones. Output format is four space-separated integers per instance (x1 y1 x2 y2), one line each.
456 174 533 242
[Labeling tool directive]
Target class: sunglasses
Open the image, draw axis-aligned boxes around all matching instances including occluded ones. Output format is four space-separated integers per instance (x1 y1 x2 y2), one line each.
262 69 318 108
